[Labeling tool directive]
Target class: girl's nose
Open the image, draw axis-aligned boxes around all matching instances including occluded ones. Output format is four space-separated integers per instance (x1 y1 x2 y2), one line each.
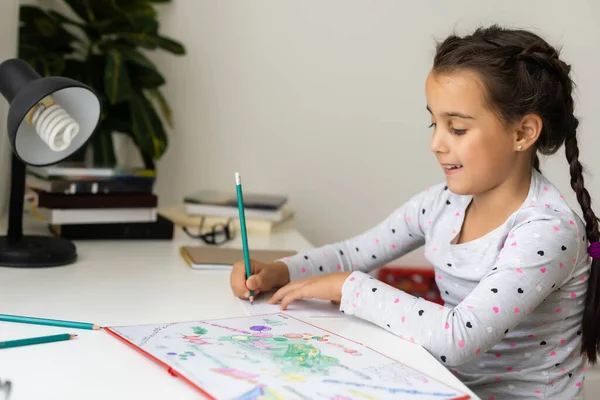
429 128 449 154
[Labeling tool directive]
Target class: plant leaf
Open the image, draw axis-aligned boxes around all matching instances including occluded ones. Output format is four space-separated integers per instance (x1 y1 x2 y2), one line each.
91 128 117 166
116 45 156 70
84 54 109 94
114 32 185 55
61 0 97 23
146 88 172 127
128 64 165 88
129 91 168 160
62 59 87 83
104 102 133 133
63 0 157 26
113 32 158 49
19 6 79 52
154 35 186 55
104 49 132 104
47 10 86 28
92 14 159 36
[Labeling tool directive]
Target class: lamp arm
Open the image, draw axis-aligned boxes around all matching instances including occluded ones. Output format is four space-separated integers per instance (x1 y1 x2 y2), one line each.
7 152 24 243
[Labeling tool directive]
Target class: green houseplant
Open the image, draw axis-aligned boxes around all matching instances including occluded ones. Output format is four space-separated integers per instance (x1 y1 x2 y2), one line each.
17 0 186 169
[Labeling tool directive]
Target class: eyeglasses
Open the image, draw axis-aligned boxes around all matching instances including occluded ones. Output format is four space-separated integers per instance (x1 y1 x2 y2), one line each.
182 217 236 245
0 378 11 400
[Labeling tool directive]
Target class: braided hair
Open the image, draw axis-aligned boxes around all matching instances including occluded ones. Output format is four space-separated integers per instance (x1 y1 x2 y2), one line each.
432 25 600 364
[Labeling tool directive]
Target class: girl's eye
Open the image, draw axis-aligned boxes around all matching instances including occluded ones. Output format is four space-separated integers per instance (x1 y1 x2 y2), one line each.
428 122 436 128
451 128 467 135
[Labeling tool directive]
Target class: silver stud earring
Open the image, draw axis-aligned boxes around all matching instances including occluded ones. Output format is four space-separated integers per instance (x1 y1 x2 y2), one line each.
517 145 523 151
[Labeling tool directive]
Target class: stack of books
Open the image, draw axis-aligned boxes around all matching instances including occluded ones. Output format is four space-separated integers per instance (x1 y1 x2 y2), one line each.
25 162 173 240
159 189 294 236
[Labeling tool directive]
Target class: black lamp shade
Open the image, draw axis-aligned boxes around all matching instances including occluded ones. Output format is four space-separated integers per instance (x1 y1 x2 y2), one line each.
0 59 101 166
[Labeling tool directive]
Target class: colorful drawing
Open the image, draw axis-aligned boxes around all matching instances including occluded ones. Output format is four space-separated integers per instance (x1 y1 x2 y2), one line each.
192 326 208 335
263 318 286 326
211 368 260 381
107 314 470 400
166 350 196 361
234 384 287 400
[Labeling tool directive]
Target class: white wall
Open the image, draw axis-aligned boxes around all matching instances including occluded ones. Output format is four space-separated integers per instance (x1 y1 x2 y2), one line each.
0 0 19 217
148 0 600 251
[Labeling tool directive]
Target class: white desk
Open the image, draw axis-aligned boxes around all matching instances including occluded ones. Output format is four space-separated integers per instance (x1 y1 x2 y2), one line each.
0 218 477 400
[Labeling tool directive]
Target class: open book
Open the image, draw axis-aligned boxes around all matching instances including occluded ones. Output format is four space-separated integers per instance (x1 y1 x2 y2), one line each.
106 314 470 400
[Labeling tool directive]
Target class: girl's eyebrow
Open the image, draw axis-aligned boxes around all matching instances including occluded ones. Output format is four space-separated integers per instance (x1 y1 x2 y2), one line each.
426 105 475 119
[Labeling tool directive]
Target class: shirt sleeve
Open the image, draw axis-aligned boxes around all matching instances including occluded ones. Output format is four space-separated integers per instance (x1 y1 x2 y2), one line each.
339 212 583 367
279 183 448 282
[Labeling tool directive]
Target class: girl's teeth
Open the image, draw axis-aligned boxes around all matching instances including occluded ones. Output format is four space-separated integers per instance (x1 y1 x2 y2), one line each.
445 165 463 169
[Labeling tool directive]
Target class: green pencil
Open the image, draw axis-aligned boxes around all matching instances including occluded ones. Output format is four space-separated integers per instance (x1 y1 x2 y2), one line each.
0 333 77 350
235 172 254 304
0 314 101 330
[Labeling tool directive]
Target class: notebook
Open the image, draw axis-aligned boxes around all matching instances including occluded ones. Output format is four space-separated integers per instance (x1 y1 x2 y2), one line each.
105 313 471 400
180 246 297 270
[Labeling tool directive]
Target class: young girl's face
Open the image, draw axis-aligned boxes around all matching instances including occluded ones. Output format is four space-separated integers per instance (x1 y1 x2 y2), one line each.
425 69 519 195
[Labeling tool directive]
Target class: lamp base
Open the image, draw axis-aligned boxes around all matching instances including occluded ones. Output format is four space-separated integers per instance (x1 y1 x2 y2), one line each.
0 235 77 268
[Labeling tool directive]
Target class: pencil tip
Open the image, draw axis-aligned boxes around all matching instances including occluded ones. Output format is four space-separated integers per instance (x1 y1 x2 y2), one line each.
93 324 102 330
71 334 78 339
249 296 254 305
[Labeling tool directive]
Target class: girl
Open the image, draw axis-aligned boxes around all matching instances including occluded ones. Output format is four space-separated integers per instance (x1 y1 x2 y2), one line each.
230 25 599 399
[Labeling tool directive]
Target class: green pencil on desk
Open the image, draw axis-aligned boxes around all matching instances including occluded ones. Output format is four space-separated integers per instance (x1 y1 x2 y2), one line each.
235 172 254 304
0 314 101 330
0 333 77 350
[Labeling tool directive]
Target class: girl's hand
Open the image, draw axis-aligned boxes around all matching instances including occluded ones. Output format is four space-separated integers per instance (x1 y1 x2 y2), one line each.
268 272 353 310
230 260 290 300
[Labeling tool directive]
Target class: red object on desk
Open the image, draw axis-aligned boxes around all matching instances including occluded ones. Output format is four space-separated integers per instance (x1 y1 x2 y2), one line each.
377 266 443 305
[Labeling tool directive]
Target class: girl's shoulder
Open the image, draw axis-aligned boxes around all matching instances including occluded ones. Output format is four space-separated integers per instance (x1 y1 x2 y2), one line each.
511 172 586 247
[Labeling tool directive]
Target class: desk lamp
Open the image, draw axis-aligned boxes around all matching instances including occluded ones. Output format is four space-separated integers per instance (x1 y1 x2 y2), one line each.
0 58 101 268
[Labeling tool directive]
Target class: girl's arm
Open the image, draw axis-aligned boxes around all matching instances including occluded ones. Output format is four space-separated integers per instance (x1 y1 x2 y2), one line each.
280 183 448 282
340 211 584 367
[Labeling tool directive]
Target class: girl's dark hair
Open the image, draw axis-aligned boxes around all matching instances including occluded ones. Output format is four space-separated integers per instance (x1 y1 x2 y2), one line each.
432 24 600 364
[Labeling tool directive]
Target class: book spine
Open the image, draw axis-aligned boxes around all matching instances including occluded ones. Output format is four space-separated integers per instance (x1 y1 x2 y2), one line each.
50 217 174 240
37 193 158 209
28 176 154 194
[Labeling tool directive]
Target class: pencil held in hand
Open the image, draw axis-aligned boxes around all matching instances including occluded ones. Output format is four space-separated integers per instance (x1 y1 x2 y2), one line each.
235 172 254 304
0 333 77 350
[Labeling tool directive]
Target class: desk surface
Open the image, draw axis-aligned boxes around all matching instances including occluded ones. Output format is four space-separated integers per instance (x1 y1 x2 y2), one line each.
0 218 476 400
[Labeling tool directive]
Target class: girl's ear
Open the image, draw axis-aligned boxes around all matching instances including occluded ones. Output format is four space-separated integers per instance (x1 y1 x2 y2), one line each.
515 113 543 151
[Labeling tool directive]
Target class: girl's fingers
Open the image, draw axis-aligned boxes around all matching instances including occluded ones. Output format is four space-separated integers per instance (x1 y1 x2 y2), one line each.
269 284 294 304
280 290 304 310
270 280 307 304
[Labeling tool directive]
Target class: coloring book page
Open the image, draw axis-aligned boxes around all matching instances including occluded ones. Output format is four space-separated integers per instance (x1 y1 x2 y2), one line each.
238 290 344 318
107 314 469 400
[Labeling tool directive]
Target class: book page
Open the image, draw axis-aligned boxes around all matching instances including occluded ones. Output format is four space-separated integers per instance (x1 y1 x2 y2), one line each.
108 314 469 400
237 290 344 318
